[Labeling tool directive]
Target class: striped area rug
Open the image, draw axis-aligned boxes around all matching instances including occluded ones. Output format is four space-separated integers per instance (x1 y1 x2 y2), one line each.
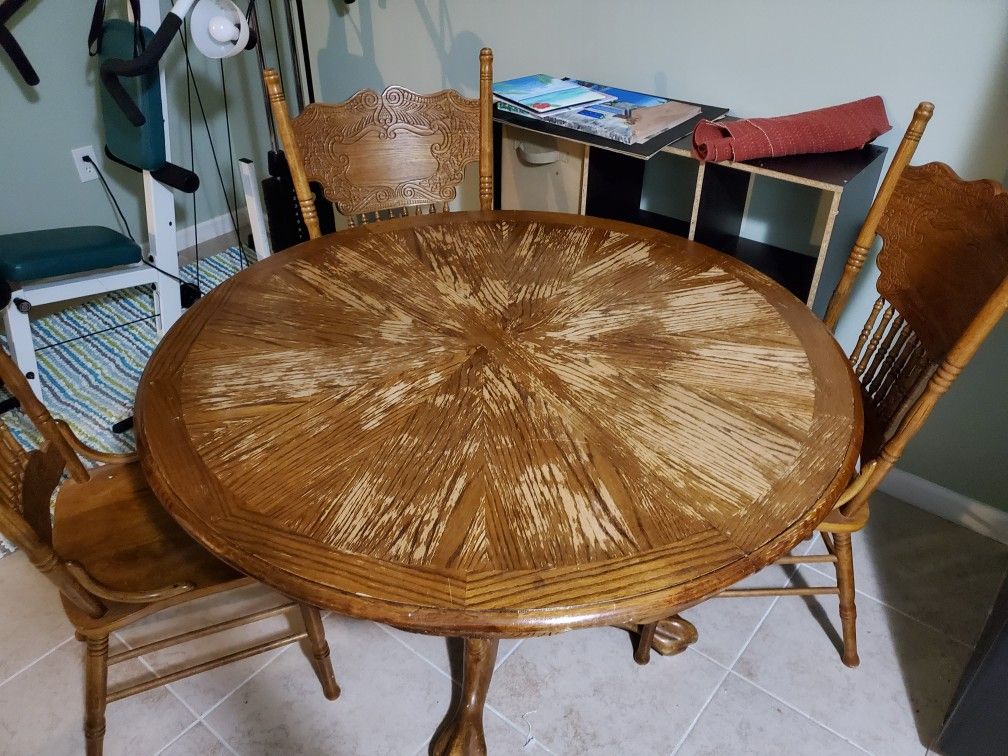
0 248 252 556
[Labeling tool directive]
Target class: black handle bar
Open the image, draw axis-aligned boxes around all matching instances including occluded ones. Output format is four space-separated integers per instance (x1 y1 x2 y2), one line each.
99 13 182 127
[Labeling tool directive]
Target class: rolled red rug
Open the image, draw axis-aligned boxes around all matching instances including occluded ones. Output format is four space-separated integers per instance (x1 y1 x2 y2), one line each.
692 96 891 162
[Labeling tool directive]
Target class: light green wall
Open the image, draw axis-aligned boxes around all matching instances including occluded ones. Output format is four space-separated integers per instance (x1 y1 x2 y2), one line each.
302 0 1008 511
0 0 292 241
306 1 1008 178
900 320 1008 508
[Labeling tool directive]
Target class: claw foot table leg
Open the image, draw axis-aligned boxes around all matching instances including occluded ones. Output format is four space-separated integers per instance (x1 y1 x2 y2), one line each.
431 638 499 756
617 615 698 664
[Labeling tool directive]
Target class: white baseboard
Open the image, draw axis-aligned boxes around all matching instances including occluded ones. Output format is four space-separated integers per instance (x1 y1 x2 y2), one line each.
176 208 249 251
879 468 1008 546
139 209 250 257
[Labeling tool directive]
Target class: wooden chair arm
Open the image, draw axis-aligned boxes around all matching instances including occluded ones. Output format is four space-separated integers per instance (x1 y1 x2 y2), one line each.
65 562 194 604
816 459 879 533
833 460 878 509
55 420 138 465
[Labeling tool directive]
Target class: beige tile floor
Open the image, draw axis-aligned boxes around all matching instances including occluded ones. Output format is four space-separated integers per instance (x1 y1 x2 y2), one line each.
0 491 1005 755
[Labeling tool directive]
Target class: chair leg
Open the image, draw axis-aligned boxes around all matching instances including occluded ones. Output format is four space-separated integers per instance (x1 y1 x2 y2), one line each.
2 298 41 397
833 532 860 667
634 622 657 665
298 604 340 700
84 635 109 756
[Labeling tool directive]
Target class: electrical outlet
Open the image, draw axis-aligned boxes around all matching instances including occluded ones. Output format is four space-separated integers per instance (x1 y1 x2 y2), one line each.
71 145 98 182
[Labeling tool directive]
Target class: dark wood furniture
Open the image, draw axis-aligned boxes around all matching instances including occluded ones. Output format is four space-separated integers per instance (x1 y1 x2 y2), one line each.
264 48 494 234
135 210 862 755
702 103 1008 667
0 348 339 756
496 106 886 316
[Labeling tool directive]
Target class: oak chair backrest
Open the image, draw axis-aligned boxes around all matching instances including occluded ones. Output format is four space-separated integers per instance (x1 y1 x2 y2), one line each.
824 103 1008 515
263 48 494 236
0 347 105 617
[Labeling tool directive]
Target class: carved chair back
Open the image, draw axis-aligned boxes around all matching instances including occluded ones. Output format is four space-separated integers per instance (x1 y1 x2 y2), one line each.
824 103 1008 515
0 348 105 617
264 48 494 236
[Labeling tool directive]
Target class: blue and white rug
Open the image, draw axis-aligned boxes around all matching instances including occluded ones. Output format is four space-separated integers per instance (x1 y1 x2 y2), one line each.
0 248 252 556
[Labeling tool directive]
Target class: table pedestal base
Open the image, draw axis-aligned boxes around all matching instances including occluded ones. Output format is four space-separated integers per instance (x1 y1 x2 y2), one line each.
431 638 499 756
617 616 698 665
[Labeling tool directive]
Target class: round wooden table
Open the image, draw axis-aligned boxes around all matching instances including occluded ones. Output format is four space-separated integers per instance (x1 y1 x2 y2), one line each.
136 210 861 755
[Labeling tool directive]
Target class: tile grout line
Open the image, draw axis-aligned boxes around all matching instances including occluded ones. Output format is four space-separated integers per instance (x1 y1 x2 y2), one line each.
670 546 821 755
669 665 733 755
726 669 875 755
495 638 525 670
152 720 203 756
375 623 526 681
481 705 560 756
198 717 244 756
723 559 810 672
372 625 526 752
669 594 784 755
0 628 227 756
801 563 973 648
724 560 808 670
695 553 970 756
191 643 295 723
117 629 273 756
721 556 937 755
401 708 546 756
375 622 460 682
121 633 239 755
686 644 734 672
0 635 74 689
485 702 559 755
375 624 555 753
123 636 222 754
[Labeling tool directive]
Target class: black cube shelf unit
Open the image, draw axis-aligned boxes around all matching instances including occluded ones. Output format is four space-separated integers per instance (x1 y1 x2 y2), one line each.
494 117 886 317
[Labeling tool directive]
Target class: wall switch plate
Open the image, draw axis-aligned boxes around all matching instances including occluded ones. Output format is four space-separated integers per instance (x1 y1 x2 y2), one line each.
71 145 98 182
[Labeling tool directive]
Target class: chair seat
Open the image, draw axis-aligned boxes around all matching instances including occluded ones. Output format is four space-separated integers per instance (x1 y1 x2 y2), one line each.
0 226 142 283
52 461 241 608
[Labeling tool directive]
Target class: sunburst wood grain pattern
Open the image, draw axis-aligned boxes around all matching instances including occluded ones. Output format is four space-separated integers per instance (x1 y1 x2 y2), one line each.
137 211 861 637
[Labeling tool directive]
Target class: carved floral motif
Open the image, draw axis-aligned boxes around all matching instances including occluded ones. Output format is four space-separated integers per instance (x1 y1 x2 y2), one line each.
857 162 1008 454
293 86 482 216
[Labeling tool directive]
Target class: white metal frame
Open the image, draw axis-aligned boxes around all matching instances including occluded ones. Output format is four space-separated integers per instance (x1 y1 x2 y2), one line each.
5 0 182 396
239 158 272 260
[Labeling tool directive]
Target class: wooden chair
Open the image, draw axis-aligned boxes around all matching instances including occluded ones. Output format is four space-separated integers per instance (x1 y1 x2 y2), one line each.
0 347 339 755
637 102 1008 668
262 48 494 235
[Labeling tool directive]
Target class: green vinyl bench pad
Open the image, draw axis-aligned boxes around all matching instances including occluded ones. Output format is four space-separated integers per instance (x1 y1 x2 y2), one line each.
0 226 142 283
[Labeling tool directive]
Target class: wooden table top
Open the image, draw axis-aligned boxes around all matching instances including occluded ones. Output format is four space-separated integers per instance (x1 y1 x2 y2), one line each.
136 210 862 637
